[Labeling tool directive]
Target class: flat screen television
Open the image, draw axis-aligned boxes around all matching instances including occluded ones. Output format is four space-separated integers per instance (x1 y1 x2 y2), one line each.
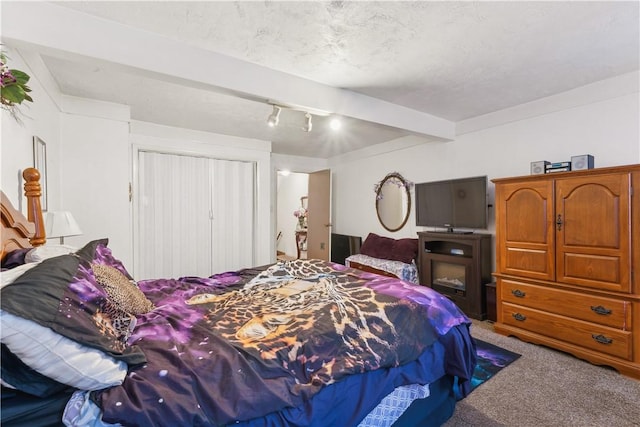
415 176 488 231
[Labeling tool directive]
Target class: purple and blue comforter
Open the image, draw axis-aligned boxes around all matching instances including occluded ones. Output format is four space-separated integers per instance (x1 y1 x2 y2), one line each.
89 259 474 426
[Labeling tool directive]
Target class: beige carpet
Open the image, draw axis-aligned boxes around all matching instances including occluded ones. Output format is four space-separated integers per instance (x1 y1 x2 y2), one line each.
443 321 640 427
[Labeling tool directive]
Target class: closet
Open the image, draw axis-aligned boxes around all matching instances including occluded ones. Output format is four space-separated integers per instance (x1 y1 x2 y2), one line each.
493 164 640 379
136 151 255 280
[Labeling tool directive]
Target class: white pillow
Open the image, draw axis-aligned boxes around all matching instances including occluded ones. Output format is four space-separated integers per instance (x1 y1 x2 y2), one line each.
25 244 77 263
0 262 40 288
0 310 127 390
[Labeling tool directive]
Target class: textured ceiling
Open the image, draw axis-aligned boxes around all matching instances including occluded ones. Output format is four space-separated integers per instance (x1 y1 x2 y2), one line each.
27 1 640 157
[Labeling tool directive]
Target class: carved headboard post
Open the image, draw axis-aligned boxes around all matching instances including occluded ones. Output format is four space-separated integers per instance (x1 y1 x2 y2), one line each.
23 167 46 246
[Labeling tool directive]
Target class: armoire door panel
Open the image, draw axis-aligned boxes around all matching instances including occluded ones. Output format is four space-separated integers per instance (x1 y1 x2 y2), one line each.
504 247 550 276
558 181 622 249
496 180 554 280
555 173 631 292
562 253 622 290
504 188 551 244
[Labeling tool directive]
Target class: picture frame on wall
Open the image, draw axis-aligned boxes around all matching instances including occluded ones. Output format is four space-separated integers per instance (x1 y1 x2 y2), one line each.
33 136 48 211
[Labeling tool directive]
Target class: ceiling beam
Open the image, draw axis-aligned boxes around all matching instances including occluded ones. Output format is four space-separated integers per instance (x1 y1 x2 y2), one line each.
2 2 454 141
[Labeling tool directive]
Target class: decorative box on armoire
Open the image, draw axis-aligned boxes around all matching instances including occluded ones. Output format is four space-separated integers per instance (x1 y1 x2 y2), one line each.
418 231 492 320
492 164 640 379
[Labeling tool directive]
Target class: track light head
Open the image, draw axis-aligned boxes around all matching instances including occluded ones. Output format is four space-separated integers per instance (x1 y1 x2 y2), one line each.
267 105 281 127
302 112 313 132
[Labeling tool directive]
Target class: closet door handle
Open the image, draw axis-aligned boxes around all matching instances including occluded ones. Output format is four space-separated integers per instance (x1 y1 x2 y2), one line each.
556 214 563 231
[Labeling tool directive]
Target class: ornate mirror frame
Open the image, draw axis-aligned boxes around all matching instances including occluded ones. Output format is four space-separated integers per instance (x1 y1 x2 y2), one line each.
375 172 412 232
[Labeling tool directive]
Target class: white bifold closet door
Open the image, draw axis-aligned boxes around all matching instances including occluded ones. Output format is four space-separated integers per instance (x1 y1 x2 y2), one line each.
137 151 255 280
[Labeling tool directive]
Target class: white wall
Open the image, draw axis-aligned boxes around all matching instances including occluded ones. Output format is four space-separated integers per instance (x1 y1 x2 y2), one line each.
0 48 132 266
330 74 640 263
1 47 62 212
59 97 131 266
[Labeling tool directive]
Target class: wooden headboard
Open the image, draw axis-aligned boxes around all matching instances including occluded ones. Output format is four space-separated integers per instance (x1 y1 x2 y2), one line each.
1 168 46 259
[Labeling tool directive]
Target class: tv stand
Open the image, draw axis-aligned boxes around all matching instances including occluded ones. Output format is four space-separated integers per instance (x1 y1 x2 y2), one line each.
418 231 492 320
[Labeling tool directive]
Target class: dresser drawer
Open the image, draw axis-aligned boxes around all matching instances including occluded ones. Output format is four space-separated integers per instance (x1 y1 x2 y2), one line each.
502 303 632 360
500 279 631 330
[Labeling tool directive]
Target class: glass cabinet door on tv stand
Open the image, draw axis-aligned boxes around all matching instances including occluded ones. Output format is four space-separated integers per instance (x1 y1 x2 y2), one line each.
417 231 492 320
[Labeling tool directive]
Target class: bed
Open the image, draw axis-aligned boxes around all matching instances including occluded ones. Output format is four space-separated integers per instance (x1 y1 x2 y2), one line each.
346 233 420 284
1 168 476 427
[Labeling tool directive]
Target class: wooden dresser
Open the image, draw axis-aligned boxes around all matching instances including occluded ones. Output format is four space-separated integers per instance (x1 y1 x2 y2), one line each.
492 164 640 379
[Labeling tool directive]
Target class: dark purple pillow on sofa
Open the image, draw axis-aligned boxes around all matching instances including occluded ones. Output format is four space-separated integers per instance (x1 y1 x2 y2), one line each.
360 233 418 264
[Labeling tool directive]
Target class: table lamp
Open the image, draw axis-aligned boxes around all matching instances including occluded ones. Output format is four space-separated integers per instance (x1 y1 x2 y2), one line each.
45 211 82 244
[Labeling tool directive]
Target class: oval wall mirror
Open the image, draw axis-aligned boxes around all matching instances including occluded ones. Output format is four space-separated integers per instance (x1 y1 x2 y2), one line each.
375 172 411 232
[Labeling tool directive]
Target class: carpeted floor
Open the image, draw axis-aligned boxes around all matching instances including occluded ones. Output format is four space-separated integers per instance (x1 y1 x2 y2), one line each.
443 321 640 427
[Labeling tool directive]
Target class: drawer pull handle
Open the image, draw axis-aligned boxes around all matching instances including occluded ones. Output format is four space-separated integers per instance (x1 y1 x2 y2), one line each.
591 334 613 345
590 305 612 316
512 313 527 322
511 289 526 298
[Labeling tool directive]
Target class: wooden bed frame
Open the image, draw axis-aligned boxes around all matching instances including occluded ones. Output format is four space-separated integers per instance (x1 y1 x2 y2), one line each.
1 167 46 259
347 260 400 279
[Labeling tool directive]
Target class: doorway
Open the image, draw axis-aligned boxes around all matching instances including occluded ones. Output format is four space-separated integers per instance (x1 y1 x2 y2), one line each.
276 169 331 261
276 171 308 260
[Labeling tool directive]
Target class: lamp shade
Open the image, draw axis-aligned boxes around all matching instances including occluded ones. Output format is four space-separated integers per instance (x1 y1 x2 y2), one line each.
45 211 82 240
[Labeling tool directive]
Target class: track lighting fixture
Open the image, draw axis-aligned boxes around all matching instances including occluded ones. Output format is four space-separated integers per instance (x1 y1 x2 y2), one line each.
302 113 312 132
266 104 334 133
267 105 281 127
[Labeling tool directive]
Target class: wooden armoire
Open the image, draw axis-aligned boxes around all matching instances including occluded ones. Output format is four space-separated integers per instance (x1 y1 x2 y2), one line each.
492 164 640 379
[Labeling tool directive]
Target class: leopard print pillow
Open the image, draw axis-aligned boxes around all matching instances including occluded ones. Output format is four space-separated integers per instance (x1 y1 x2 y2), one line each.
91 263 155 315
